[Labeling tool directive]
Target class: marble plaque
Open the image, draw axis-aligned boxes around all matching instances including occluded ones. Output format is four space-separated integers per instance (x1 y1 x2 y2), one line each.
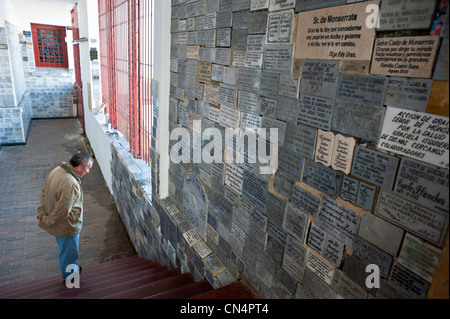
336 73 387 107
294 1 378 61
237 67 261 93
233 10 249 29
261 116 286 145
376 190 449 246
353 236 393 278
332 100 385 143
393 158 449 214
264 44 293 74
266 9 294 44
219 83 237 108
230 222 246 254
307 222 325 253
300 60 339 99
232 0 251 11
183 227 202 247
203 254 225 276
377 106 449 169
244 53 264 68
284 123 317 159
378 0 436 31
340 175 358 204
283 203 308 242
331 134 355 174
198 62 212 83
298 95 334 131
355 182 376 211
251 0 269 11
351 145 399 190
295 0 346 12
305 250 335 285
260 97 277 118
225 163 244 194
282 235 307 282
215 47 231 65
248 11 269 34
232 51 246 67
219 105 240 128
397 233 441 283
322 233 344 267
276 96 298 123
267 218 288 246
203 83 220 105
216 10 233 29
303 159 343 198
260 71 280 99
209 106 220 123
187 45 200 59
247 34 266 53
317 196 360 246
433 38 449 81
278 74 299 98
242 169 268 212
204 13 217 29
183 174 209 240
266 191 286 224
217 28 231 47
314 129 334 167
385 77 433 112
238 90 260 114
358 212 404 257
223 66 237 85
389 263 430 299
269 0 295 11
371 36 440 78
211 64 224 82
291 184 321 218
231 29 248 51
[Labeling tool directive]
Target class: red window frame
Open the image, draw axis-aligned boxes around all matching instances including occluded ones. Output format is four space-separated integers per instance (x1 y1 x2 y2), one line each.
31 23 69 68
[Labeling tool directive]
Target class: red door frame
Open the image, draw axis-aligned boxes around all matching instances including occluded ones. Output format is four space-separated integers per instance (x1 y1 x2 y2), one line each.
71 4 85 135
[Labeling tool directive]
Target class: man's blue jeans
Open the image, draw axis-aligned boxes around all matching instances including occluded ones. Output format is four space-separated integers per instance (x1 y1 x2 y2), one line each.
56 234 80 281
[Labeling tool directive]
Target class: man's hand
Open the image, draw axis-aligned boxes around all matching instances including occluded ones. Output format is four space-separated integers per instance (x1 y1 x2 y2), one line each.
38 215 45 226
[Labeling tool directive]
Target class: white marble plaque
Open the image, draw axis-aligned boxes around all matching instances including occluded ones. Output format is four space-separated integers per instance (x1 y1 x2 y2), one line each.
266 9 294 44
305 250 335 285
377 106 449 169
251 0 269 11
331 134 355 174
314 129 334 167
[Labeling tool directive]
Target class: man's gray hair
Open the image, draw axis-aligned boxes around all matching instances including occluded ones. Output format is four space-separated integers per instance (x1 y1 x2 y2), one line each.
70 151 93 168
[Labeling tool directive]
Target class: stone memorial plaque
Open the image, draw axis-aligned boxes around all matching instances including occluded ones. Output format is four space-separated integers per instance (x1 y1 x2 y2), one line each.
237 67 261 93
314 129 334 167
378 0 435 31
291 184 321 218
355 182 376 211
282 235 307 282
219 83 237 108
331 134 355 174
340 175 358 204
371 36 440 78
230 222 246 254
322 235 344 267
198 62 212 83
278 74 299 98
203 83 220 105
242 169 268 212
203 254 226 276
183 228 202 247
260 97 277 118
300 60 340 99
353 236 393 278
216 10 233 29
251 0 269 11
377 106 449 169
295 0 346 12
317 196 360 246
266 9 294 44
261 71 280 99
307 222 325 253
398 233 441 283
295 1 378 61
232 51 246 67
217 28 231 47
211 64 224 82
241 112 262 133
186 45 200 59
219 105 241 128
261 117 286 145
204 30 217 48
266 191 286 224
332 100 385 143
269 0 295 11
248 11 269 34
183 174 209 240
208 105 220 123
303 159 343 198
245 53 264 68
305 250 335 285
232 0 251 11
336 73 387 107
297 95 334 131
393 158 449 214
264 44 293 74
238 91 260 114
193 240 213 259
389 263 430 299
247 34 266 53
284 123 317 159
358 212 404 258
351 145 399 190
231 29 248 51
267 218 288 247
225 163 244 194
215 47 231 65
433 38 449 81
276 96 298 123
273 171 295 198
233 10 249 29
376 190 449 246
187 32 199 46
204 13 217 29
385 77 433 112
283 203 308 242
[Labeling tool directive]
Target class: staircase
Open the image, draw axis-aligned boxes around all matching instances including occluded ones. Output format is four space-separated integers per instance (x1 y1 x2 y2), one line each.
0 255 256 299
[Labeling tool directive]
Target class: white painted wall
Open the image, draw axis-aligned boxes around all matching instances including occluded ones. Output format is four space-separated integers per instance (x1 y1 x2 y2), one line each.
0 0 18 27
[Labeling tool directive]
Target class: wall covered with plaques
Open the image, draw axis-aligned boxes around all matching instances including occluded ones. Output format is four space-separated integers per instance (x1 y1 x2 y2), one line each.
143 0 449 298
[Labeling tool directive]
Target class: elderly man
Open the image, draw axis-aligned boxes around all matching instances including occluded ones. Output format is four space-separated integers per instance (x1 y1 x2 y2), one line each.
37 151 93 283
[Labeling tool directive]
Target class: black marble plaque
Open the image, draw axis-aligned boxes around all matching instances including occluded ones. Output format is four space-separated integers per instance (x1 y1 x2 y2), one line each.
300 60 339 99
298 95 334 131
241 169 268 212
302 159 343 198
336 73 388 107
291 184 321 218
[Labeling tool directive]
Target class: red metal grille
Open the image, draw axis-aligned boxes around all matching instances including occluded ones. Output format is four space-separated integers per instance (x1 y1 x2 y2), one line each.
31 23 68 68
98 0 153 163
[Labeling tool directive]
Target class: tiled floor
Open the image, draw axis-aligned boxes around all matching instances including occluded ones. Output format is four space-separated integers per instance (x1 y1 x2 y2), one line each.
0 118 136 289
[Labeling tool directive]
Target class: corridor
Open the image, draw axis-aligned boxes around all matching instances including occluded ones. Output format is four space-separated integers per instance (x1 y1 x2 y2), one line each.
0 118 136 288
